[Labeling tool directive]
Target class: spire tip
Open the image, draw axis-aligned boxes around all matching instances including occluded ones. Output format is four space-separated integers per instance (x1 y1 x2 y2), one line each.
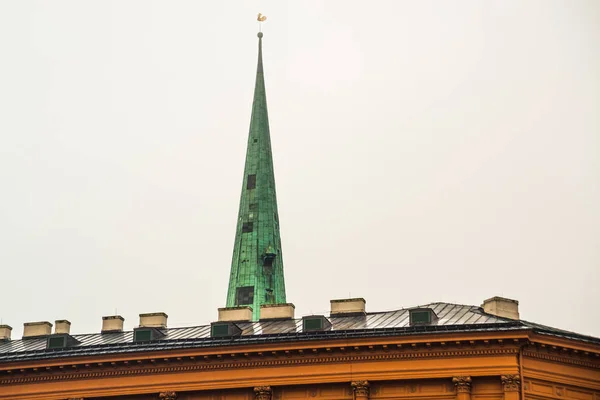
257 32 263 39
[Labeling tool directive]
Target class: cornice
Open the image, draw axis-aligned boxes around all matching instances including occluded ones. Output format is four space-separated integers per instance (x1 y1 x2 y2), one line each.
0 346 519 386
524 348 600 369
0 329 532 369
529 333 600 354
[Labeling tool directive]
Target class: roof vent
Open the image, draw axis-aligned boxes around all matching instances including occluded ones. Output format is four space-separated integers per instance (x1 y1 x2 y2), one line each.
302 315 332 332
0 325 12 341
218 306 253 322
330 298 366 316
102 315 124 333
54 320 71 335
139 312 168 329
133 327 165 342
409 308 438 326
46 334 80 349
482 296 519 320
23 321 52 339
211 322 243 338
260 303 295 320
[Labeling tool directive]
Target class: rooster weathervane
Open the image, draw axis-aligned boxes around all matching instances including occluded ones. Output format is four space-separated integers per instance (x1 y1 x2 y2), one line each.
257 13 267 32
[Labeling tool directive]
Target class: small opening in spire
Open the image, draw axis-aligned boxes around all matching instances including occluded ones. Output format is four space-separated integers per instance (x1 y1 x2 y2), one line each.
263 257 274 268
263 253 275 273
265 288 274 303
247 174 256 189
236 286 254 305
242 222 254 233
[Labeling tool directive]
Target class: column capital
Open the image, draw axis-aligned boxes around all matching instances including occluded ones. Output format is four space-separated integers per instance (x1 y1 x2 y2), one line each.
159 391 177 400
453 376 472 393
352 381 370 397
254 386 273 400
501 375 521 392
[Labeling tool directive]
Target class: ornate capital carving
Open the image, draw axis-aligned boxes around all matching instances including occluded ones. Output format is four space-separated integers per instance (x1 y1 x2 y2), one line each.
453 376 472 393
255 386 273 400
352 381 370 398
501 375 521 392
159 392 177 400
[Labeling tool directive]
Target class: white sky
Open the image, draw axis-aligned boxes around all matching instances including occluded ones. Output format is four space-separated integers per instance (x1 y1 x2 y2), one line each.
0 1 599 338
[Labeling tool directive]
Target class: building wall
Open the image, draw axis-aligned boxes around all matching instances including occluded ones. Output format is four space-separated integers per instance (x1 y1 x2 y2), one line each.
82 380 500 400
0 332 598 400
523 346 600 400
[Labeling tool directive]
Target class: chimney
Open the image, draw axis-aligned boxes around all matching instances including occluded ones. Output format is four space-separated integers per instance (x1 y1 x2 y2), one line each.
482 296 520 320
218 306 253 322
260 303 295 320
54 320 71 334
102 315 124 333
23 321 52 338
139 312 168 329
330 298 366 316
0 325 12 341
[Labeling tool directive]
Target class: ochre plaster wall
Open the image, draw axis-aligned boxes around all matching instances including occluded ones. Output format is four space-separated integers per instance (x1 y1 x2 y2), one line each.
1 333 599 400
524 379 600 400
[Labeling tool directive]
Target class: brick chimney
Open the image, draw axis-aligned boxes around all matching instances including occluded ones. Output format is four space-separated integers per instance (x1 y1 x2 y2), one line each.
23 321 52 338
260 303 295 320
0 325 12 341
54 320 71 334
218 306 253 322
482 296 520 320
102 315 124 333
139 312 168 329
330 298 366 316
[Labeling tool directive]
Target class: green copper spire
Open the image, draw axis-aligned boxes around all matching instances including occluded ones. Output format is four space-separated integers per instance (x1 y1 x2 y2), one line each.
226 32 286 320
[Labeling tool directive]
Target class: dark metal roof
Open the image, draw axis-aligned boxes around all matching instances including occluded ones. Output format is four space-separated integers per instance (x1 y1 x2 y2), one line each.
0 303 597 364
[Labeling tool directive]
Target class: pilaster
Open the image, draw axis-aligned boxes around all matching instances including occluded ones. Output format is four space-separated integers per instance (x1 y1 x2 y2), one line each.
501 375 521 400
352 380 370 400
453 376 472 400
255 386 273 400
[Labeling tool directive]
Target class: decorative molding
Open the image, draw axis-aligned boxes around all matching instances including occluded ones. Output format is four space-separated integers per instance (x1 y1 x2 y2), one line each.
352 381 370 398
254 386 272 400
0 347 520 386
159 392 177 400
523 350 600 369
501 375 520 392
452 376 472 393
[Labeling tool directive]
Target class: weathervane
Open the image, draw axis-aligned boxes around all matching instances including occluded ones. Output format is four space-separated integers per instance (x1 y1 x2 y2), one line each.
257 13 267 32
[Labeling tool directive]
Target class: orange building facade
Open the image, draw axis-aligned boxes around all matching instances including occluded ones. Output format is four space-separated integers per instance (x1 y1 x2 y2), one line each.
0 299 598 400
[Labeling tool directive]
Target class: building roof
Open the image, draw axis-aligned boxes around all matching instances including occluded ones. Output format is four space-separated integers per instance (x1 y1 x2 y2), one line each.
1 302 598 364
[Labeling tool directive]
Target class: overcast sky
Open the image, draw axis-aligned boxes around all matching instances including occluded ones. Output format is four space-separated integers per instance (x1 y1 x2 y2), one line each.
1 1 599 338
